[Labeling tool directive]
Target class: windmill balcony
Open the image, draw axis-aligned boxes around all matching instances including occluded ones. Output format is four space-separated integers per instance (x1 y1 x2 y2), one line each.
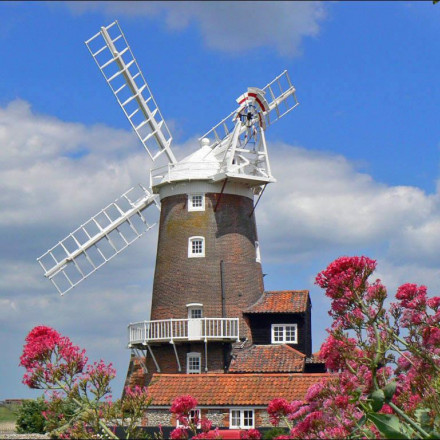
128 317 240 347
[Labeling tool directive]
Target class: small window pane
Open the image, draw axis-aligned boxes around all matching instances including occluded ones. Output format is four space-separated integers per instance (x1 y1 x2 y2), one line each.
187 354 201 374
271 324 297 344
231 410 240 428
273 326 284 342
189 237 205 258
192 195 203 207
243 410 254 428
285 326 296 342
192 240 203 254
190 308 202 319
188 194 205 211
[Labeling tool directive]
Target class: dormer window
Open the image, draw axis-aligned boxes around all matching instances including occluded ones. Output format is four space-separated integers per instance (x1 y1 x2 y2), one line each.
188 194 205 212
188 236 205 258
271 324 298 344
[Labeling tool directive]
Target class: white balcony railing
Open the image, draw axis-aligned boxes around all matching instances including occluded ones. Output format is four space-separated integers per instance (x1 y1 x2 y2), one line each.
128 317 240 346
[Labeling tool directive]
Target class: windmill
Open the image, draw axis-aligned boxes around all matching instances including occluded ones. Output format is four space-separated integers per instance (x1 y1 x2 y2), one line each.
37 21 299 379
37 20 298 297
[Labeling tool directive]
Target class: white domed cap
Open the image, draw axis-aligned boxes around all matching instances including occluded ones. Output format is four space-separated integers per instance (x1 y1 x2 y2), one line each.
200 137 210 147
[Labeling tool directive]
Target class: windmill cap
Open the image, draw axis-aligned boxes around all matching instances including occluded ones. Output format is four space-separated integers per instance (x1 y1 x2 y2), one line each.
200 138 210 147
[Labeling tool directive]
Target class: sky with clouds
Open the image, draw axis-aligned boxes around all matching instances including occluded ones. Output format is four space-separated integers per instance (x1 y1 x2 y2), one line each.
1 1 439 400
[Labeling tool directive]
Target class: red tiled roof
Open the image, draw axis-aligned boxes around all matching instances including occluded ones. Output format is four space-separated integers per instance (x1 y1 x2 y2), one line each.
244 290 309 314
147 373 330 406
229 345 305 373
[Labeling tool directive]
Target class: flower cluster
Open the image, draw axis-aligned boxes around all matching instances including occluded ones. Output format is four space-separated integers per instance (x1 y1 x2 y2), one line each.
20 326 87 389
20 326 151 439
266 256 440 438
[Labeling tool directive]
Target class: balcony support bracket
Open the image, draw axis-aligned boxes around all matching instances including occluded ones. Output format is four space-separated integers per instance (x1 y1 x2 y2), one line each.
204 339 208 372
145 343 161 373
132 348 148 374
170 341 181 372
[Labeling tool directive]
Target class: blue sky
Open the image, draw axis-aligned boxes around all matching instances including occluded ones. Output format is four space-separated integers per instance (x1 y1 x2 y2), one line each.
1 1 440 400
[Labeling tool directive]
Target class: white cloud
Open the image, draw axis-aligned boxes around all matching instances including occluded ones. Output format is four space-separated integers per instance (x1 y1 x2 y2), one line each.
0 99 151 227
66 1 328 57
259 143 438 262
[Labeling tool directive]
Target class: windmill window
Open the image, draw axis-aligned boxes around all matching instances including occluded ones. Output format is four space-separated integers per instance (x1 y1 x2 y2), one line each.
271 324 298 344
188 236 205 258
187 352 201 374
187 303 203 319
188 194 205 211
189 308 203 319
177 409 201 428
230 409 255 429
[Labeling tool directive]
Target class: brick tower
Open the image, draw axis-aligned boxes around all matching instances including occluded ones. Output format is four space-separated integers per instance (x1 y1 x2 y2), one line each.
126 178 265 384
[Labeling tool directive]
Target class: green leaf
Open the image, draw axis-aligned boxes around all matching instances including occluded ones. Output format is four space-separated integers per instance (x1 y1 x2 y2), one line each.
415 408 431 432
368 413 409 439
370 389 385 412
383 382 397 403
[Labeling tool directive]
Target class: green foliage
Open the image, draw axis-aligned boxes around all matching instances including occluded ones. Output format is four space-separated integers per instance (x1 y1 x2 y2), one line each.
383 381 397 403
369 389 385 412
15 398 47 434
0 403 19 423
368 413 409 439
262 427 290 439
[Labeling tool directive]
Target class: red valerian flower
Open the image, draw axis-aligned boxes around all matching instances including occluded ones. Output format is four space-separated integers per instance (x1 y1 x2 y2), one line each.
169 427 189 439
20 325 87 389
267 398 293 426
240 428 262 439
170 395 198 417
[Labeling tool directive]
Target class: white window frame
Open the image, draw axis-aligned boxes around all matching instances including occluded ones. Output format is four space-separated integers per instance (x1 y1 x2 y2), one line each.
188 236 205 258
188 194 205 212
177 408 201 428
229 408 255 429
187 352 201 374
271 324 298 344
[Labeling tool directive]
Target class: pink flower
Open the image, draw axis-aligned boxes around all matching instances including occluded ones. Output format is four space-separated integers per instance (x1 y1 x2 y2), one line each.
334 395 349 409
200 417 212 433
305 382 324 401
267 398 293 425
396 284 427 309
20 326 87 389
380 404 393 414
423 326 440 347
427 296 440 310
170 427 189 439
240 428 261 439
170 395 198 417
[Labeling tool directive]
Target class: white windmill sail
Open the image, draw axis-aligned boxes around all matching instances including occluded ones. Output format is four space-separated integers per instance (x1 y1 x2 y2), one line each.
85 21 177 164
200 70 298 150
198 71 298 185
37 185 159 295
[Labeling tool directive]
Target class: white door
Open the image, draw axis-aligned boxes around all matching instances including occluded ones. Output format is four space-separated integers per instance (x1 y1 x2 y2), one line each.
188 319 202 340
